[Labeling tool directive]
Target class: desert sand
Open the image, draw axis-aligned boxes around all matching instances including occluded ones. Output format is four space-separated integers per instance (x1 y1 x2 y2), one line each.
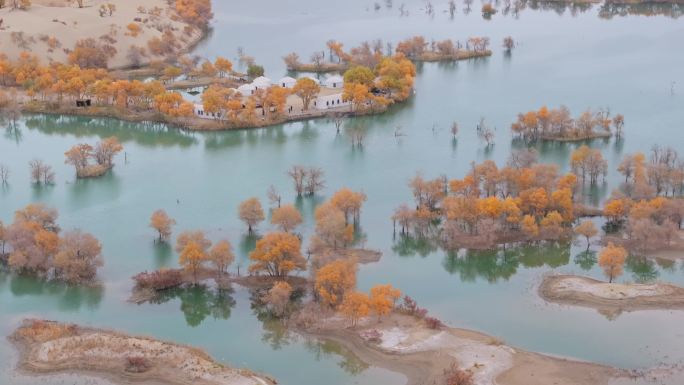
0 0 202 68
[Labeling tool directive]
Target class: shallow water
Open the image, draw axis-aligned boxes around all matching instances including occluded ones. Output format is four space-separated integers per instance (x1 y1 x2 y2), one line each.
2 1 684 384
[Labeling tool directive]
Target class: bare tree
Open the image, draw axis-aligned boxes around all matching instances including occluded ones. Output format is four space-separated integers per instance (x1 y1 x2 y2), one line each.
305 167 325 196
450 121 459 138
329 112 345 134
503 36 515 52
310 51 325 72
477 118 495 147
28 159 55 185
0 164 9 184
287 165 307 196
267 185 281 208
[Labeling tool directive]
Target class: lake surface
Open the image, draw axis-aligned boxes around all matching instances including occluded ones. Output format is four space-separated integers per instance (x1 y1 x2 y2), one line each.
2 1 684 384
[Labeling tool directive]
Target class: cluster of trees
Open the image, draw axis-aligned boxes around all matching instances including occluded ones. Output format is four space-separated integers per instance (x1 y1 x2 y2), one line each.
617 146 684 198
313 257 401 325
395 36 491 60
0 204 103 283
200 82 287 125
68 38 117 69
28 159 55 185
284 40 416 104
287 166 326 196
570 145 607 186
393 155 577 248
511 105 624 142
64 136 123 178
309 188 367 253
341 54 416 112
0 52 197 119
603 195 683 251
175 230 235 282
162 55 234 82
175 0 213 30
285 39 391 71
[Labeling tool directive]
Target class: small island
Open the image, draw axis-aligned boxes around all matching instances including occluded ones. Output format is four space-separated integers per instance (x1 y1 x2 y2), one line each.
9 319 275 385
539 275 684 313
297 305 625 385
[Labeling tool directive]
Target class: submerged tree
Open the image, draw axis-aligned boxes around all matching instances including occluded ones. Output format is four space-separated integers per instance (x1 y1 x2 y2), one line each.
238 197 265 234
271 204 303 233
179 240 208 284
149 209 176 241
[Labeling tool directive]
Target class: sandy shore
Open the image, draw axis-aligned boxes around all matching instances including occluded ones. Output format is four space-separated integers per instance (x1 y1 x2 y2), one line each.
539 274 684 313
9 319 275 385
300 312 625 385
0 0 202 68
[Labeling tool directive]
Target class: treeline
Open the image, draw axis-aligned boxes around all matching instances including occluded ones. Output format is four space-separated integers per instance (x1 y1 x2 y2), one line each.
601 145 684 252
395 36 491 61
511 105 624 142
284 35 490 72
0 204 104 284
0 52 196 119
393 151 577 249
603 196 683 252
0 53 233 126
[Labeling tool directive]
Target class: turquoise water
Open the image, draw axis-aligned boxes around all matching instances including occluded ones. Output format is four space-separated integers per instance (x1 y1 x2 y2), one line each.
2 1 684 384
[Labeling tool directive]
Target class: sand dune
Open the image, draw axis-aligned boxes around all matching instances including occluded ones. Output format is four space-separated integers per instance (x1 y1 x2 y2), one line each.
0 0 202 68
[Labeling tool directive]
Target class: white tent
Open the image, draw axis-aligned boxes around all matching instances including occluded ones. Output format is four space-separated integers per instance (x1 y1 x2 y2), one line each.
278 76 297 88
237 83 256 95
323 75 344 89
252 76 272 89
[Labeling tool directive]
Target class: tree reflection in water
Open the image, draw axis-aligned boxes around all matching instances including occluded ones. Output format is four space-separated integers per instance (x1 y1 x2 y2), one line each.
574 250 597 271
148 285 236 327
441 242 571 283
3 272 104 311
305 339 370 376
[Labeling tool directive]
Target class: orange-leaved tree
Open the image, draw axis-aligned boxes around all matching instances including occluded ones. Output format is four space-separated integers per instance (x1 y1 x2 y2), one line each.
271 204 303 233
369 284 401 319
208 239 234 277
339 291 370 326
149 209 176 241
598 242 627 283
239 197 265 234
314 258 357 308
249 232 306 277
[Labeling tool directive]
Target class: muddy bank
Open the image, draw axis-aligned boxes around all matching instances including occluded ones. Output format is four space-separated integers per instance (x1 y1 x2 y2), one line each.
298 312 624 385
9 319 275 385
539 274 684 314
